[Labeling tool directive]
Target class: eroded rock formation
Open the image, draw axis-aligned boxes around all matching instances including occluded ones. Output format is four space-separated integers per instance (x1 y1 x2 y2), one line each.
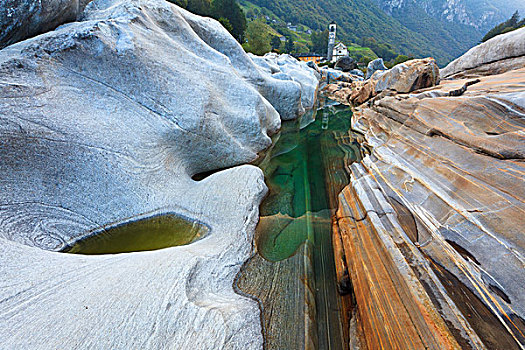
365 57 387 79
250 52 320 114
0 0 318 348
324 28 525 349
442 27 525 79
325 58 440 106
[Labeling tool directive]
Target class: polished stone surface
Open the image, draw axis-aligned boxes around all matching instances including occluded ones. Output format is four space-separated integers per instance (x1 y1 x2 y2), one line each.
0 0 318 348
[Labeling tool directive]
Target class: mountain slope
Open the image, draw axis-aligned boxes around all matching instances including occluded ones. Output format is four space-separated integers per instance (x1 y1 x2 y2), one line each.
377 1 483 61
376 0 525 32
244 0 486 66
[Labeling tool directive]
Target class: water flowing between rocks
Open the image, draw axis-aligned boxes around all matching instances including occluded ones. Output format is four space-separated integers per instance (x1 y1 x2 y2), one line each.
237 101 366 349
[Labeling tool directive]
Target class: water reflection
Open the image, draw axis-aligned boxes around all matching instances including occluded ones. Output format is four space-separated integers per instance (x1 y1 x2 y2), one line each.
255 103 363 262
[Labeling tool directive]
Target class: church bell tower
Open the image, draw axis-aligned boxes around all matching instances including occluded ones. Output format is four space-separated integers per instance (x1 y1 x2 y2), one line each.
327 21 337 62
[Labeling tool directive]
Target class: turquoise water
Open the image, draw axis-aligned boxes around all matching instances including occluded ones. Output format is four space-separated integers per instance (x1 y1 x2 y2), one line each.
252 102 364 349
255 103 363 262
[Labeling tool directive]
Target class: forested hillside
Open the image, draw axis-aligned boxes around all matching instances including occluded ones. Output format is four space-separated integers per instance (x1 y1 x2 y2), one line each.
173 0 524 66
375 0 525 32
375 1 482 62
242 0 471 66
482 11 525 42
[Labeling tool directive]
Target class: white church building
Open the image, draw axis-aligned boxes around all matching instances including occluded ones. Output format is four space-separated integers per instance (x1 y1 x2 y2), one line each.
331 42 348 63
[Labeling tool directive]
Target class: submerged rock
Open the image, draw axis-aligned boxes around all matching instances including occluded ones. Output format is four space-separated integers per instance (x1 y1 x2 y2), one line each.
0 0 318 348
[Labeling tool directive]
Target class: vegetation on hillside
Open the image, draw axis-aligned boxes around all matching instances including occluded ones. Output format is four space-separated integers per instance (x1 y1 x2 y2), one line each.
243 18 273 55
381 1 482 64
171 0 496 67
168 0 247 42
482 11 525 42
238 0 461 66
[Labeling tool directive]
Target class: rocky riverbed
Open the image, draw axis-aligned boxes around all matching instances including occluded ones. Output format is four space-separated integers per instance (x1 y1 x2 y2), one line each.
0 0 319 348
1 0 524 349
324 28 525 349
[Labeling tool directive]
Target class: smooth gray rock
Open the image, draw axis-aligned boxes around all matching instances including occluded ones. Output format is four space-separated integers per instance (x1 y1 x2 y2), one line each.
442 27 525 78
183 17 309 121
306 60 321 74
250 53 320 112
365 58 388 80
0 0 87 49
322 68 355 83
0 0 317 348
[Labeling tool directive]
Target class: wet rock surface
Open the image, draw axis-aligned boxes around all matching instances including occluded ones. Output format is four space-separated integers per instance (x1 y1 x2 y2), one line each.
0 0 318 348
324 28 525 349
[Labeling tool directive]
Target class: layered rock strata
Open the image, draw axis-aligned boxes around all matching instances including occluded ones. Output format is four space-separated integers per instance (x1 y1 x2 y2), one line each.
0 0 318 348
325 29 525 349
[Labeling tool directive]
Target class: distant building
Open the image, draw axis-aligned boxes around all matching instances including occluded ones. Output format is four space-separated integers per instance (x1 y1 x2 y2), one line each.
331 42 348 63
293 53 323 64
327 21 337 62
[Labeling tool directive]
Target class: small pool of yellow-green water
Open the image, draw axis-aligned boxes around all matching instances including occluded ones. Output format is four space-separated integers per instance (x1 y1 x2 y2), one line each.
63 214 208 255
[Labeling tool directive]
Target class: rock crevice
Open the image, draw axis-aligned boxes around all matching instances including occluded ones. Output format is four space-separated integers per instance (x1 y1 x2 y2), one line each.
324 28 525 349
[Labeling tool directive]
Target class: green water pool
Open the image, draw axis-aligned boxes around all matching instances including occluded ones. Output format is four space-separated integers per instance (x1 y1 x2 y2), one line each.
249 101 364 349
64 214 209 255
256 103 363 262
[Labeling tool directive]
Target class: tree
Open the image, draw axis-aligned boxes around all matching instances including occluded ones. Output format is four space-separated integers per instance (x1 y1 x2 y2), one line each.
210 0 247 43
310 29 328 54
482 11 524 42
186 0 211 16
284 37 294 53
508 10 520 27
293 41 309 54
166 0 188 8
244 18 272 55
271 35 282 51
218 17 234 33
